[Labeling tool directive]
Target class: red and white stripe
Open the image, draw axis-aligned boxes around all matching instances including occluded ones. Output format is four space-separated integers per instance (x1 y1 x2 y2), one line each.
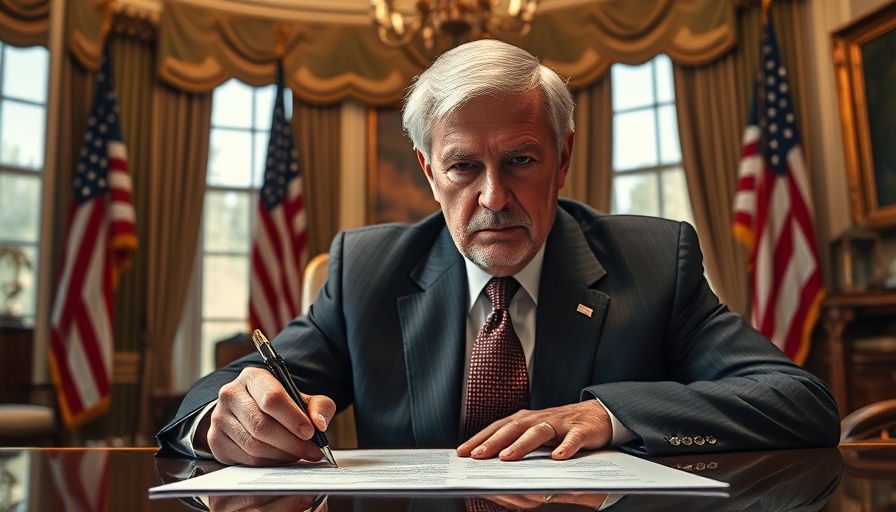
250 176 308 336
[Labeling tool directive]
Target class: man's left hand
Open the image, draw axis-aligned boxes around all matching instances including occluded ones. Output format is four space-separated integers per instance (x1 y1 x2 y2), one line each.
456 400 612 461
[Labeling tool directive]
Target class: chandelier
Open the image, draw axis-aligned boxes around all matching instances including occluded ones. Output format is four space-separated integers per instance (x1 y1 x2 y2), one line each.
370 0 538 51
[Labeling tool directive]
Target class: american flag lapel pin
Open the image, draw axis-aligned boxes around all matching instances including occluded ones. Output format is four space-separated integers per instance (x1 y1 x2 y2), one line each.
576 304 593 317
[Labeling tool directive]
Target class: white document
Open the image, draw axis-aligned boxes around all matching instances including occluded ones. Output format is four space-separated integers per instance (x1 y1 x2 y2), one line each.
150 449 728 497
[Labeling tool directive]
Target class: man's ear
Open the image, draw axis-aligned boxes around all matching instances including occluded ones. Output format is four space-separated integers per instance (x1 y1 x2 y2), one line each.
416 148 440 203
556 131 574 190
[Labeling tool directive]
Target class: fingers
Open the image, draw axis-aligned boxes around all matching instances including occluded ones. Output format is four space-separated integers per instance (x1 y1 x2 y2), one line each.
208 493 322 512
462 419 557 461
303 392 337 432
457 401 612 461
207 367 335 466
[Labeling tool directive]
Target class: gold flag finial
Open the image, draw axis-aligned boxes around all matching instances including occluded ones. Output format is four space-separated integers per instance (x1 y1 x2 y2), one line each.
100 0 116 41
273 23 290 59
760 0 772 25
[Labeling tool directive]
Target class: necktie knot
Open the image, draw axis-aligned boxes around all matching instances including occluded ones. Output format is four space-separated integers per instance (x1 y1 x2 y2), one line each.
485 276 520 311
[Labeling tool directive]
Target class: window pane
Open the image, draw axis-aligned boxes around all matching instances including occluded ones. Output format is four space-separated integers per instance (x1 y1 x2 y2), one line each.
611 62 655 111
654 54 674 103
212 80 253 129
612 172 659 216
254 132 269 188
204 190 252 253
254 85 276 129
0 101 46 169
202 254 249 318
202 320 249 375
207 128 253 187
658 104 682 164
613 110 657 170
2 46 49 103
661 168 695 225
0 173 41 241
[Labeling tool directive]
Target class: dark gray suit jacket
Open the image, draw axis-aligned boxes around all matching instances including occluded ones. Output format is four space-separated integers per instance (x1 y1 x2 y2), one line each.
157 200 839 456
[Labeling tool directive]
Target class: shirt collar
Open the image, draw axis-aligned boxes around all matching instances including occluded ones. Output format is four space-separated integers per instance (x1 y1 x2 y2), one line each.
464 244 545 313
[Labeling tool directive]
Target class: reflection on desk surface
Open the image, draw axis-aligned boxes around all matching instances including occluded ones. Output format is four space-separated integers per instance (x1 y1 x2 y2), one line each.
0 445 893 511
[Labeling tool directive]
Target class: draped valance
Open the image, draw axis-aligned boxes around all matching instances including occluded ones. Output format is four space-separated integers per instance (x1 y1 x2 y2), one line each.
66 0 736 105
0 0 49 47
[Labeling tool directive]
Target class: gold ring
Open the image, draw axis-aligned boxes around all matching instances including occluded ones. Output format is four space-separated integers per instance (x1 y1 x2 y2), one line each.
544 494 554 503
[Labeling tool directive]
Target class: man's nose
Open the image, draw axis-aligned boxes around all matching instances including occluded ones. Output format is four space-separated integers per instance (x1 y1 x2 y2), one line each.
478 168 511 212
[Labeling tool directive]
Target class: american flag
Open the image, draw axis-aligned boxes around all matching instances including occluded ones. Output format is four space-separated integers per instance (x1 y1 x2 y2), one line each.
732 16 824 364
49 42 137 428
249 62 308 336
48 451 110 511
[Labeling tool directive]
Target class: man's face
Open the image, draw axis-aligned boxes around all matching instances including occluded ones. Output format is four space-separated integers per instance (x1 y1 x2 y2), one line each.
417 92 573 277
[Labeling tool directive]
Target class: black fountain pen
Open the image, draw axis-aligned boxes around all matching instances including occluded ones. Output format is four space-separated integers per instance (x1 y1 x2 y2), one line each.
251 329 337 467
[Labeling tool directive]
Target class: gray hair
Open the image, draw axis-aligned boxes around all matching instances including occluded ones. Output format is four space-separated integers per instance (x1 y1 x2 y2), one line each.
402 39 575 162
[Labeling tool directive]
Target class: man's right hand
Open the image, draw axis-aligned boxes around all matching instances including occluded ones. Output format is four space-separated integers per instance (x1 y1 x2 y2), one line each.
199 367 336 466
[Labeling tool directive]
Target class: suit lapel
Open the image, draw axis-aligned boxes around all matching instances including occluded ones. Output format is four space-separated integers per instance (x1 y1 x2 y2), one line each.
532 209 609 408
398 227 466 446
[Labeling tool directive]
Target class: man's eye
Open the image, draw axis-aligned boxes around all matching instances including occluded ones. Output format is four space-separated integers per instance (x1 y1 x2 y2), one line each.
445 162 477 183
510 156 532 165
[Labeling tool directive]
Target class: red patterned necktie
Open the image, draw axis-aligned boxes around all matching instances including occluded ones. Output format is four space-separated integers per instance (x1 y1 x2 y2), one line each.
464 276 530 439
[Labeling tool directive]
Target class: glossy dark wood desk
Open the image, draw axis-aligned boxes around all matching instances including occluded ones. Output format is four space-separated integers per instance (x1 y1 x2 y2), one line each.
0 444 893 511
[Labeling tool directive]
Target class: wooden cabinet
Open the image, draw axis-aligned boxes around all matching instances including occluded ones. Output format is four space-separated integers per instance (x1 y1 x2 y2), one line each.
0 322 34 403
822 292 896 417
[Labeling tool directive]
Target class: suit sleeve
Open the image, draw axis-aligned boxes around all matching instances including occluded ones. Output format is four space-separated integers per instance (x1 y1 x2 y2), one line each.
156 232 354 456
584 221 839 456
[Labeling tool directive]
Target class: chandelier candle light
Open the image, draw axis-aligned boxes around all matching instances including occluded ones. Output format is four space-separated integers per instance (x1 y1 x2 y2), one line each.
370 0 538 50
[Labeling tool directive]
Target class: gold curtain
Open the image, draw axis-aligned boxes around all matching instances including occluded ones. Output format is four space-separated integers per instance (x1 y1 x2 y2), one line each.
145 0 736 105
139 84 211 442
103 32 155 443
0 0 49 46
293 102 342 258
564 77 613 212
673 58 749 316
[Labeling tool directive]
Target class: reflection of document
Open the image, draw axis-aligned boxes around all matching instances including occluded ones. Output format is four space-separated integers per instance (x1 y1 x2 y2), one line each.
150 449 728 497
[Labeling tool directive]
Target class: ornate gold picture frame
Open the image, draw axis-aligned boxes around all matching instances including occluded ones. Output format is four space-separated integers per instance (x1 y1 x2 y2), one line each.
832 0 896 229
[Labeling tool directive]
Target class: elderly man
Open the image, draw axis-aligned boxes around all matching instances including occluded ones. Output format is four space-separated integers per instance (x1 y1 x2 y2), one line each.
157 39 839 467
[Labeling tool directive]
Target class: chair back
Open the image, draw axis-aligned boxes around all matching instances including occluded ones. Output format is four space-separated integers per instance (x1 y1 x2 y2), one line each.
214 333 255 369
841 399 896 442
302 253 330 315
301 253 358 449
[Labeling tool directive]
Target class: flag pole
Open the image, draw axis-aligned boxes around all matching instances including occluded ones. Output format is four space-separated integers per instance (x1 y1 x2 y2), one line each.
756 0 772 160
100 0 115 46
274 23 289 61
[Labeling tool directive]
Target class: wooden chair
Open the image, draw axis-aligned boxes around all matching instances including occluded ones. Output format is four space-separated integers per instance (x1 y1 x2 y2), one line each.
303 253 358 449
214 332 255 369
840 399 896 442
0 390 59 447
0 323 61 446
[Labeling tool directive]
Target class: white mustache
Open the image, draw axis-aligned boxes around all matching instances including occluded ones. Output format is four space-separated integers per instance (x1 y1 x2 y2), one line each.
466 209 531 233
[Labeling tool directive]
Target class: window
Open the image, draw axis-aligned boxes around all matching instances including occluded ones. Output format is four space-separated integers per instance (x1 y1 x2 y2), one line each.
195 79 285 376
0 42 49 326
610 54 694 225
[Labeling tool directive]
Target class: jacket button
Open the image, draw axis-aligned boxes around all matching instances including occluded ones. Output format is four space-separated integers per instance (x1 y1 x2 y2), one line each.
669 436 681 446
694 436 705 445
682 436 693 445
706 436 717 445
